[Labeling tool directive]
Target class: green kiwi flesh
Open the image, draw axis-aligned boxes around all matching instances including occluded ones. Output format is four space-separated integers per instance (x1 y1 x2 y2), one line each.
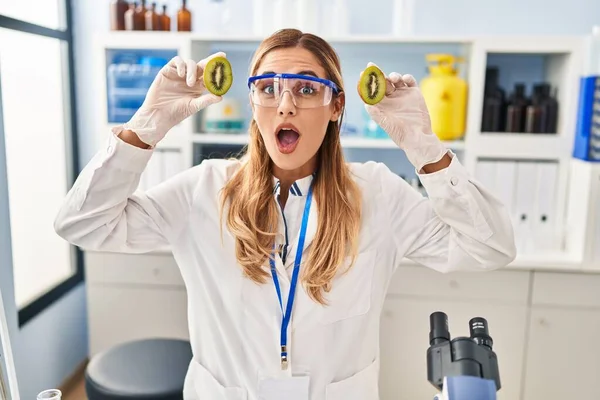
358 65 386 105
203 56 233 96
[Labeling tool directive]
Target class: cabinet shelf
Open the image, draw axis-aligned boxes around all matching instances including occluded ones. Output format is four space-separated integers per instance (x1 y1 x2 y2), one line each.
471 132 570 160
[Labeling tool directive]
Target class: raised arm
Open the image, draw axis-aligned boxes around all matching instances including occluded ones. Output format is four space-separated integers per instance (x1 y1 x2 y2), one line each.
54 53 226 252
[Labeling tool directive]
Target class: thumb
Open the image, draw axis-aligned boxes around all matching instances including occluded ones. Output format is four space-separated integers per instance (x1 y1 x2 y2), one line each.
189 93 222 114
364 103 382 119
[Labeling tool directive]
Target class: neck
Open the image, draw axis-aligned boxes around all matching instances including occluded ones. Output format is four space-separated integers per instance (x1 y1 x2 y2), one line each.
273 155 317 208
273 155 317 188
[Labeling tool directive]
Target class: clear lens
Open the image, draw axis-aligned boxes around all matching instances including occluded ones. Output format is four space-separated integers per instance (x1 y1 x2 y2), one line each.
37 389 62 400
250 76 333 108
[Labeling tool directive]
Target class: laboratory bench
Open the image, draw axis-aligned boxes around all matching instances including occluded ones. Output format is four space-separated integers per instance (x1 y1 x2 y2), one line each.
84 248 600 400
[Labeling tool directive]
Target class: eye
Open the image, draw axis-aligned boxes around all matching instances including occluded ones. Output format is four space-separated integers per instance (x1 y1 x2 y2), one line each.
262 85 275 95
299 85 315 95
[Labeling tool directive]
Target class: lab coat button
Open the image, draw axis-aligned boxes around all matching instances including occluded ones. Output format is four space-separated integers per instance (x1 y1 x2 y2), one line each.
450 176 459 186
107 145 113 154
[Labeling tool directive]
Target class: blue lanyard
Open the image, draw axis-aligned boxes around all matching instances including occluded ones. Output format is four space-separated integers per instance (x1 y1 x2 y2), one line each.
269 182 313 370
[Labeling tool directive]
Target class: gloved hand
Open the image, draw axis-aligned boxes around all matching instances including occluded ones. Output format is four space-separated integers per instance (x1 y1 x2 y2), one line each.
362 62 448 172
122 52 225 147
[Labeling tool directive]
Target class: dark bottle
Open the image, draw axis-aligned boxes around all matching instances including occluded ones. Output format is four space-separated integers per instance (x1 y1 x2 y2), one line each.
525 84 545 134
124 2 137 30
110 0 129 31
177 0 192 32
133 0 147 30
541 84 559 133
145 2 161 30
481 67 506 132
160 5 171 31
505 83 529 133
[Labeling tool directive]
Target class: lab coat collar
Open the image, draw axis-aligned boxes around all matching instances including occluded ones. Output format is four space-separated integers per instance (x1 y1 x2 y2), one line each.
272 172 317 198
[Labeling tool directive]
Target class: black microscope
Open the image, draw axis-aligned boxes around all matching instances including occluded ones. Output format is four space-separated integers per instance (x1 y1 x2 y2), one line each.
426 311 501 400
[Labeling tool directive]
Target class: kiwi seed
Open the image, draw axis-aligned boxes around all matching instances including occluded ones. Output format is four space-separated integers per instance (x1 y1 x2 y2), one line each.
203 56 233 96
357 65 386 105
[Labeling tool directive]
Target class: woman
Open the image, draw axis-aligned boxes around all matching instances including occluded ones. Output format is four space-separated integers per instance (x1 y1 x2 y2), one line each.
55 29 515 400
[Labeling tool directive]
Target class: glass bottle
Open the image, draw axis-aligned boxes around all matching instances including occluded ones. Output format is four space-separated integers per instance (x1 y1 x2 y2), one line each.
124 2 137 30
160 5 171 31
145 2 160 30
134 0 147 30
37 389 62 400
110 0 129 31
540 84 559 133
525 84 545 134
177 0 192 32
505 83 529 133
481 67 505 132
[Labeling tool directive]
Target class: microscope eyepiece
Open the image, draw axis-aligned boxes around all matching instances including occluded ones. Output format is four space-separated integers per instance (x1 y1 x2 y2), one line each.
469 317 493 350
429 311 450 345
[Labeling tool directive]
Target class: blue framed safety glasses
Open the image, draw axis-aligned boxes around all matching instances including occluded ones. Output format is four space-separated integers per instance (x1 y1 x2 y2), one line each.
248 73 340 109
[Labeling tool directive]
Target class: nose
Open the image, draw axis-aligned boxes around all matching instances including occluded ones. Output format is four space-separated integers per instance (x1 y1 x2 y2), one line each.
277 90 297 116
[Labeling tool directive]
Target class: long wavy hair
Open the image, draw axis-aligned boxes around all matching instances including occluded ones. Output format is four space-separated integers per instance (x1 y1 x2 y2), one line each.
219 29 362 305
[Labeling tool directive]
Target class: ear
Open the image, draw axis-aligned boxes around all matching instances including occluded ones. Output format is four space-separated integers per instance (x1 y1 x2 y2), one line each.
330 92 345 121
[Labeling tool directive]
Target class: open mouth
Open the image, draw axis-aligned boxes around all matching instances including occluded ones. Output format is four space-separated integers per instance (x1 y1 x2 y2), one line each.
276 127 300 154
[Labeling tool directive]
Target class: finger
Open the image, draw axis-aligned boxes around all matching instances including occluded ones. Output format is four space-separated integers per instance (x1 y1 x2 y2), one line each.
189 93 222 114
198 51 227 70
171 56 186 78
402 74 418 87
389 72 404 85
185 58 197 87
162 56 185 77
385 76 396 96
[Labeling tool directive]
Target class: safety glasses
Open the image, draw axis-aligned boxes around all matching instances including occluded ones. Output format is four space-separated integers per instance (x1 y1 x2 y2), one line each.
247 73 340 109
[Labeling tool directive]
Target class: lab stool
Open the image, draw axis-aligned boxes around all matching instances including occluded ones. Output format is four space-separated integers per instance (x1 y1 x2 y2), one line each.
85 338 192 400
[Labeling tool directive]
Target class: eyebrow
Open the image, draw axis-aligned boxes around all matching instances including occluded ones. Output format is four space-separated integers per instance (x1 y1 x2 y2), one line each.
260 70 320 78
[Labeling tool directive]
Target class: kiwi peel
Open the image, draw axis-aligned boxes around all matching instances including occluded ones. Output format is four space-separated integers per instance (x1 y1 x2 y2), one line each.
357 64 386 105
203 56 233 96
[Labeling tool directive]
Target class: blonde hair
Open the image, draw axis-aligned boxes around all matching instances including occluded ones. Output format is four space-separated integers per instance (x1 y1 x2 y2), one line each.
219 29 362 305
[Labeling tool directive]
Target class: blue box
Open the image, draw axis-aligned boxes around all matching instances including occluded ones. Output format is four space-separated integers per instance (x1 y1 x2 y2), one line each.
573 75 600 161
106 49 177 124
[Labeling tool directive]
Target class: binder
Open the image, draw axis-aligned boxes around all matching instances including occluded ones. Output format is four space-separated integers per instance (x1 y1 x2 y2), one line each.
513 161 538 254
493 161 517 215
532 162 559 251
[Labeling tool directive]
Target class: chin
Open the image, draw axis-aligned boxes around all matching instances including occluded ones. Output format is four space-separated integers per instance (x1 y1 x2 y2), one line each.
270 153 310 171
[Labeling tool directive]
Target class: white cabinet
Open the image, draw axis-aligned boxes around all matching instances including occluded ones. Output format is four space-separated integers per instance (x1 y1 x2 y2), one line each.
85 251 190 356
521 272 600 400
379 266 530 400
523 308 600 400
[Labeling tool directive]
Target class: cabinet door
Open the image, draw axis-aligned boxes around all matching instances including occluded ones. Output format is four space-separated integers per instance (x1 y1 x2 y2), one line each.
87 285 189 356
379 298 527 400
523 307 600 400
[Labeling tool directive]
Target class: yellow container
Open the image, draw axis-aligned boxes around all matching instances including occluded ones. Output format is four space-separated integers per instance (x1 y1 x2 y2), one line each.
420 54 468 140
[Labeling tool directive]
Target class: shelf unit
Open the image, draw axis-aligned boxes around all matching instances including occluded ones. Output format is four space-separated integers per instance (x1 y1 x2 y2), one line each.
94 31 592 271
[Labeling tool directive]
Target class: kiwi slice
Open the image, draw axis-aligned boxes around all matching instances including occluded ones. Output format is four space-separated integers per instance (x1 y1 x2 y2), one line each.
357 65 386 105
203 56 233 96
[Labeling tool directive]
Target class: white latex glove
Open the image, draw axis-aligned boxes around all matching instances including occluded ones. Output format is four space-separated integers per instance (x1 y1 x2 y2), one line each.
122 52 225 147
362 62 448 172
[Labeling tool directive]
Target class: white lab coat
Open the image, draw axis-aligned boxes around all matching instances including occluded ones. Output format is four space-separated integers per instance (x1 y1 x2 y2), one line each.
54 130 516 400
